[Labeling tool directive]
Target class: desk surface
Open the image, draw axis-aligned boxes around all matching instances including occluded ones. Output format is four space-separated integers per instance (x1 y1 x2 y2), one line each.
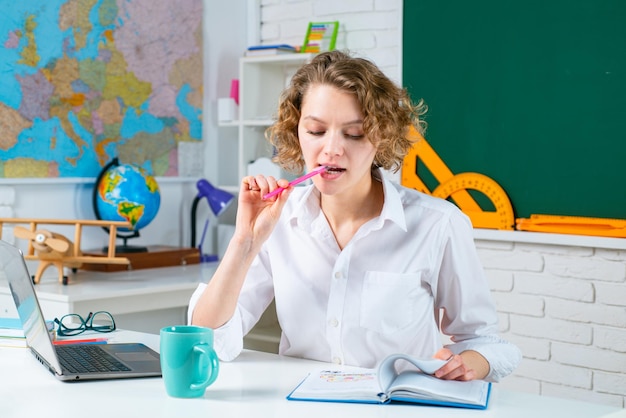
0 330 620 418
0 263 215 323
0 262 214 302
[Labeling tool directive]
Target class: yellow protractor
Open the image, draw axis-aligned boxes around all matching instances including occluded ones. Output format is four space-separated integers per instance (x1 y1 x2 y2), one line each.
432 172 515 230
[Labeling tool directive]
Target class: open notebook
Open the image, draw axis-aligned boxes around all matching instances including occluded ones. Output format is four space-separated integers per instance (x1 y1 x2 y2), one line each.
0 239 161 381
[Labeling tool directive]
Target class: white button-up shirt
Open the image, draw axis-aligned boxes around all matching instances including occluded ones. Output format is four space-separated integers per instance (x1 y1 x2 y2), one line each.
188 173 521 382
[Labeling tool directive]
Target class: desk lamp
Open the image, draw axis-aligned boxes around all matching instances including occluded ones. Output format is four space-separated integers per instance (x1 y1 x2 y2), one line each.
190 179 234 262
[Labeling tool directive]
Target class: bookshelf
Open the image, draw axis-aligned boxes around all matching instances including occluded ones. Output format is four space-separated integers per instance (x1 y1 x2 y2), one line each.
214 53 315 352
217 53 315 192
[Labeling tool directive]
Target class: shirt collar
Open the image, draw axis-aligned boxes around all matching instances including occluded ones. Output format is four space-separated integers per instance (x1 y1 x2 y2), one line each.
288 168 408 233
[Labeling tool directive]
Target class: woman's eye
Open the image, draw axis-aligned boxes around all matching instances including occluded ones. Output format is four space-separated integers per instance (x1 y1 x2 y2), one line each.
345 133 364 139
307 130 325 136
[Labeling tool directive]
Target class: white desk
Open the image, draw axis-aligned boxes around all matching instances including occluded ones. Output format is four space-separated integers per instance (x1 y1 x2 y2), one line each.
0 264 215 334
0 330 620 418
0 262 280 350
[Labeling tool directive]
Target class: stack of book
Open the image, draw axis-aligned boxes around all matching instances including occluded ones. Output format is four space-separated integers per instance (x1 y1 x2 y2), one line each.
245 44 297 57
0 318 27 347
0 317 54 348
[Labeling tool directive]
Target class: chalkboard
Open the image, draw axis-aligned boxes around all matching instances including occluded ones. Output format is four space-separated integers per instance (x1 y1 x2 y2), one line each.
402 0 626 220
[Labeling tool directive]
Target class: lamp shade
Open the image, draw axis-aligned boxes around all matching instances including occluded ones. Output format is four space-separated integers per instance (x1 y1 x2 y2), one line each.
196 179 234 217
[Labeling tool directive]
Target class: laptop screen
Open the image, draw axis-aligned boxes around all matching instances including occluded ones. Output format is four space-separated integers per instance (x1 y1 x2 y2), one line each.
0 240 63 375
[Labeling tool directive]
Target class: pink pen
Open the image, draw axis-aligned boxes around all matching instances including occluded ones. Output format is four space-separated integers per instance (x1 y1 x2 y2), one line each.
53 337 108 345
263 166 327 199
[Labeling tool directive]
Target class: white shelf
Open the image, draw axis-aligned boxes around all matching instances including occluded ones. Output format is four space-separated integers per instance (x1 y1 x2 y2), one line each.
240 53 315 64
217 121 239 128
215 54 315 184
473 228 626 250
241 119 274 126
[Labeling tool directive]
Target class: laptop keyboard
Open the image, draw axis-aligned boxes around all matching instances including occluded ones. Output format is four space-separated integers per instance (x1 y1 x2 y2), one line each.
56 344 131 374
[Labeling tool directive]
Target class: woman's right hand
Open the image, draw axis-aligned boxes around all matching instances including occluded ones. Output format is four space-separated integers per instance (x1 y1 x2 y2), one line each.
233 175 293 248
191 174 292 330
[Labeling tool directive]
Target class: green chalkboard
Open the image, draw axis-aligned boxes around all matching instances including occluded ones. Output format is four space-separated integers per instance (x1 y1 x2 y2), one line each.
402 0 626 220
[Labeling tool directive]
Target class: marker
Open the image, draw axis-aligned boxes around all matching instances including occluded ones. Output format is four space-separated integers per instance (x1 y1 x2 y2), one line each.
263 166 327 199
53 337 108 345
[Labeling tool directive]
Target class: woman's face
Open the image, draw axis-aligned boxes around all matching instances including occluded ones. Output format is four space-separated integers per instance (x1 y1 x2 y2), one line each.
298 84 377 197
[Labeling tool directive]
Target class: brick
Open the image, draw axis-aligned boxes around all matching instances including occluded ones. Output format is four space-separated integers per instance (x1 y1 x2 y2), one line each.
552 342 626 374
595 326 626 353
374 0 400 12
594 371 626 397
314 0 374 15
281 20 312 38
375 29 399 48
516 242 594 256
515 273 594 302
596 282 626 306
260 23 280 40
510 315 592 344
376 63 400 84
596 248 626 262
339 11 399 31
486 270 513 291
506 334 550 360
545 255 626 282
478 249 544 272
262 3 313 21
345 31 376 49
475 239 514 251
494 293 544 316
516 358 591 388
547 298 626 328
362 47 397 71
541 382 624 408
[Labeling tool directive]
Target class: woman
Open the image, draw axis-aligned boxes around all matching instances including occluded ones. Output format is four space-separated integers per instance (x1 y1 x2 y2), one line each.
189 50 520 382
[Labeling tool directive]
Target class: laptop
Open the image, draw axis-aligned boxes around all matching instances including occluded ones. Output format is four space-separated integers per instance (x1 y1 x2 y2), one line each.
0 239 162 381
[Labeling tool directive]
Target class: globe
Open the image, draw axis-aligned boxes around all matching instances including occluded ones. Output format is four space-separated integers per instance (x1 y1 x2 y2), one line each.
94 159 161 243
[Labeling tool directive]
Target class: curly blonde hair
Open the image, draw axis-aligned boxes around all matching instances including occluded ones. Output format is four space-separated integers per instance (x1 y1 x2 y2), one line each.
266 50 426 174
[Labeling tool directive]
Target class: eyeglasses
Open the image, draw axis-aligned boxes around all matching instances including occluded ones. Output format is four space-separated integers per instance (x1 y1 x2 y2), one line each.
54 311 116 337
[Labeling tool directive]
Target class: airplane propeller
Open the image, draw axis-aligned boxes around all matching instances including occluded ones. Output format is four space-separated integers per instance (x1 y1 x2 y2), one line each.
13 226 70 254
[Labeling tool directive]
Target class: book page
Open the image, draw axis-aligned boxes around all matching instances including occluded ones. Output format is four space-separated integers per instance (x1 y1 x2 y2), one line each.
388 372 489 406
288 368 382 402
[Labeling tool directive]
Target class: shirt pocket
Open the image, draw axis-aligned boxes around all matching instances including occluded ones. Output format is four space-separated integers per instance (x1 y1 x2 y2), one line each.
359 271 431 335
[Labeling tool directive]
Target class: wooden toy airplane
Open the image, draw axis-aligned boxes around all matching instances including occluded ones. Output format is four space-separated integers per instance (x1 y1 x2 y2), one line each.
401 126 515 230
0 218 131 285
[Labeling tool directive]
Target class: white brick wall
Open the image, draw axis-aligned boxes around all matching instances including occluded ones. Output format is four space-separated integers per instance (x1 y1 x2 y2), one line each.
478 239 626 408
259 0 402 82
258 0 626 408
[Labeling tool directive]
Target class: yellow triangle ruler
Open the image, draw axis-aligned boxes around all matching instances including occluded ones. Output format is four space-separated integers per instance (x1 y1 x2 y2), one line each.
401 127 514 230
516 214 626 238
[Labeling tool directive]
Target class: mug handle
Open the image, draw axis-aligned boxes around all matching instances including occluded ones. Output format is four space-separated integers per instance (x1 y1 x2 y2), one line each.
189 343 219 391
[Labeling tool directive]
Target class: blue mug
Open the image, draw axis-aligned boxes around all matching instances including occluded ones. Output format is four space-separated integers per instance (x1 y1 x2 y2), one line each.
160 325 220 398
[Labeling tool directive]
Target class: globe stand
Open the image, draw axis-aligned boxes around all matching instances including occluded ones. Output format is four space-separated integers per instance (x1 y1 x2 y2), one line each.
105 233 148 253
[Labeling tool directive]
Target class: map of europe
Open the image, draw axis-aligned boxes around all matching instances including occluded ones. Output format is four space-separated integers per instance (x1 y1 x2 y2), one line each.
0 0 203 178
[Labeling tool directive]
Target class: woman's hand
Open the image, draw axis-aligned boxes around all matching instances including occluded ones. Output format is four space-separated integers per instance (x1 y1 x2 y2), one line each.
191 175 293 330
234 175 293 246
432 348 490 381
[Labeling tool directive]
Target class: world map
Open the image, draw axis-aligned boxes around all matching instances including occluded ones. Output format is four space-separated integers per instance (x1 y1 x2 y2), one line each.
0 0 203 178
